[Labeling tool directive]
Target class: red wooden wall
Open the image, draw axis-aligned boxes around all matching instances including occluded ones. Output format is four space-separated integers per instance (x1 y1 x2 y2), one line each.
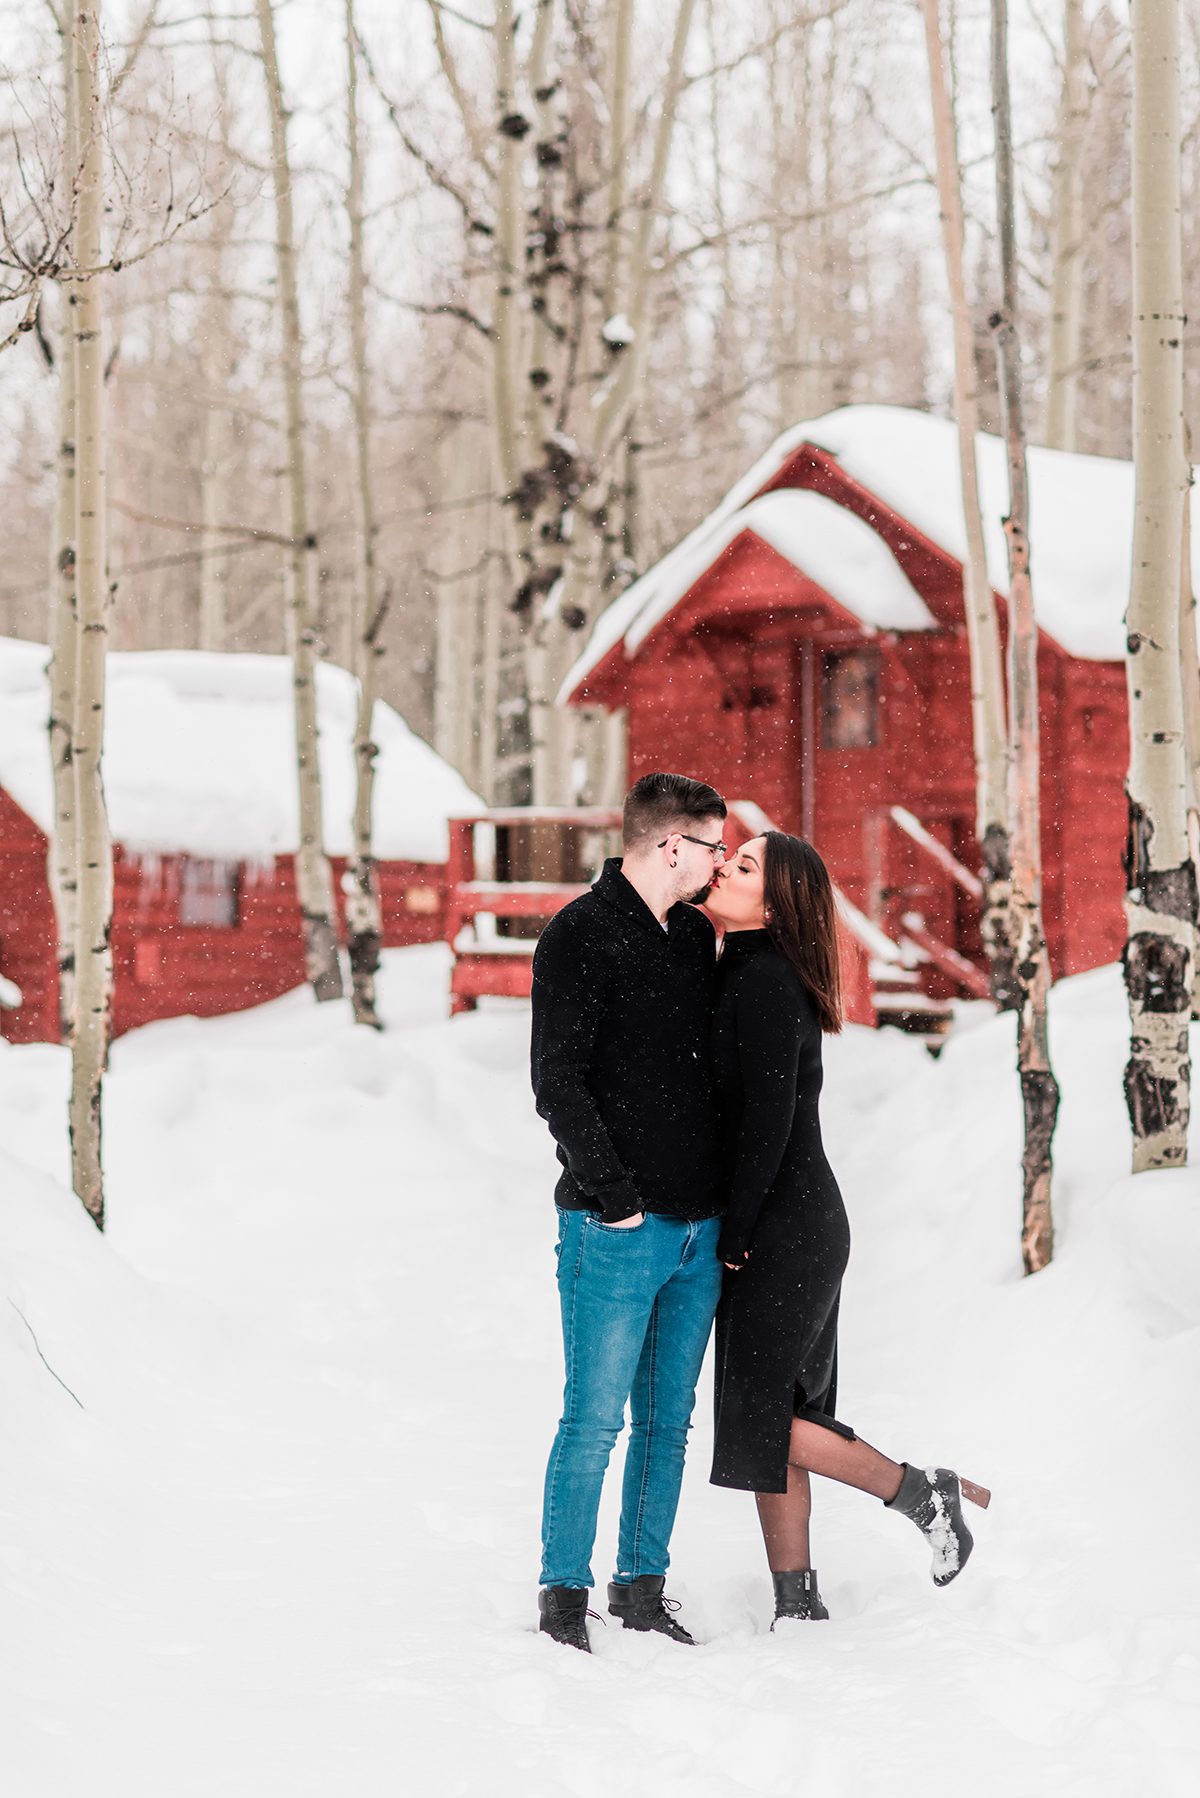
0 790 451 1045
619 545 1130 987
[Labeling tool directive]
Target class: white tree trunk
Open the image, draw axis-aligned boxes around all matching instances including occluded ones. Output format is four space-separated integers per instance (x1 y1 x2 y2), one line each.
49 298 79 1044
47 14 81 1050
490 0 524 512
47 19 79 1046
592 0 698 462
343 0 383 1029
68 0 113 1231
921 0 1014 1006
603 0 635 321
1044 0 1088 452
1125 0 1194 1172
489 0 542 796
991 0 1059 1273
256 0 343 1001
198 390 229 652
483 0 699 804
1177 473 1200 1018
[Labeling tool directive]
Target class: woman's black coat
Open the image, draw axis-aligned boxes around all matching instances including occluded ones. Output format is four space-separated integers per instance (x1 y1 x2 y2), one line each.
709 929 852 1494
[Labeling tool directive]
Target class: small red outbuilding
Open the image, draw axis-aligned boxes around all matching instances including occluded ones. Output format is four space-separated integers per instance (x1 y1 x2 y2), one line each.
563 404 1158 1021
0 640 481 1043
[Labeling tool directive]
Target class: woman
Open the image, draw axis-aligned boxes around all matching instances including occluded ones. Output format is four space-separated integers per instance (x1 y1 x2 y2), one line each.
703 831 989 1627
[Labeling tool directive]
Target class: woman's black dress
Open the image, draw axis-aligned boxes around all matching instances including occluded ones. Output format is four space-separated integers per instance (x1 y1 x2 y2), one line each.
710 929 853 1494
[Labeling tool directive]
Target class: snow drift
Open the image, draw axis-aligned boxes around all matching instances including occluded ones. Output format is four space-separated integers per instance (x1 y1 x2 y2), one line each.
0 949 1196 1797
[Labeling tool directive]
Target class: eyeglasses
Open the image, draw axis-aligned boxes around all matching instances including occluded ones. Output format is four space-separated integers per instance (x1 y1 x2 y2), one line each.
658 833 727 858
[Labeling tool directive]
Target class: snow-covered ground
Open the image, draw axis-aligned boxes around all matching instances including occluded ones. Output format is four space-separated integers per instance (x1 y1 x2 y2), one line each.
2 949 1197 1798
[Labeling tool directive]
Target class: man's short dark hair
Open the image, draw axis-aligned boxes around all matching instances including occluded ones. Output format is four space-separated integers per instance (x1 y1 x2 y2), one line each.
622 772 727 849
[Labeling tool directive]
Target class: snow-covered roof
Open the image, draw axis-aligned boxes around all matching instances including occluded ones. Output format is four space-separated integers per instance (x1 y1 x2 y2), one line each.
0 639 481 863
616 489 937 660
564 403 1193 697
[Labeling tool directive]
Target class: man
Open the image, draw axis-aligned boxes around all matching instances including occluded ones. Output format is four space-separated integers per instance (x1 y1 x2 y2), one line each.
530 771 728 1652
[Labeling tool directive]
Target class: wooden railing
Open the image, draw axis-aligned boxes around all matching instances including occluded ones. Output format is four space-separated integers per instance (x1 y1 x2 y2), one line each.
444 808 621 1013
442 800 993 1027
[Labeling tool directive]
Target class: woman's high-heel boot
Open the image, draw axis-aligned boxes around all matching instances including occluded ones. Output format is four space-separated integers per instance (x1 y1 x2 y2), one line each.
886 1464 990 1586
771 1569 830 1626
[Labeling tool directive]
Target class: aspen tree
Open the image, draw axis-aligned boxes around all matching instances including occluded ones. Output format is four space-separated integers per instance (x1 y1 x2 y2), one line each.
1124 0 1195 1171
255 0 343 1001
471 0 701 801
1044 0 1088 452
477 526 503 802
199 38 236 655
343 0 384 1029
921 0 1014 1006
990 0 1059 1272
48 15 79 1044
488 0 534 787
1177 475 1200 1018
543 0 700 801
603 0 635 323
198 202 234 652
68 0 113 1230
432 420 489 789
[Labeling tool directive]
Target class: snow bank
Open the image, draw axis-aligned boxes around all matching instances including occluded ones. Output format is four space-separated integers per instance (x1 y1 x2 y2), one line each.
0 951 1196 1797
564 403 1197 695
0 639 481 862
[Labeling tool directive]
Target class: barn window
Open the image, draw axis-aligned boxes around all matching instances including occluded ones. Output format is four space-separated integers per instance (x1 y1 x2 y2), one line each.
178 858 240 928
822 648 880 749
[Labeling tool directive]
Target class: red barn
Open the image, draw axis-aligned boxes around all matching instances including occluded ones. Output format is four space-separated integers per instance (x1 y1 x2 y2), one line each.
563 404 1155 1025
0 641 481 1043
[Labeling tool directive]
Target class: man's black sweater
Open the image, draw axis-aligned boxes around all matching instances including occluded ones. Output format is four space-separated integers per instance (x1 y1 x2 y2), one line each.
530 858 722 1223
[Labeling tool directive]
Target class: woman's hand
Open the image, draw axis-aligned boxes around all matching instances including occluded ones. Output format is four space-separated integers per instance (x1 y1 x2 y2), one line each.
605 1211 645 1229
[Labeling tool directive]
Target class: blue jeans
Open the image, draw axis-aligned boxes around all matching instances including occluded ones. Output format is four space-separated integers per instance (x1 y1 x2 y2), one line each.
540 1208 724 1591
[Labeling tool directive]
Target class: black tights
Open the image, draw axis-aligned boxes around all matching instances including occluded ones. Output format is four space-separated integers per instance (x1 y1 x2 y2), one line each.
754 1417 905 1573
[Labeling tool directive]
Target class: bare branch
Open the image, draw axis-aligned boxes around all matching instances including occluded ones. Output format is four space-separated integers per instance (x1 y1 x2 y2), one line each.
109 0 162 101
354 27 494 238
0 284 40 356
428 0 489 27
423 0 490 165
109 497 295 548
372 286 493 337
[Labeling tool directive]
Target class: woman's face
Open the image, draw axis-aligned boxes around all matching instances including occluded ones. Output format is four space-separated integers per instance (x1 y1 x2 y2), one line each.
703 836 767 931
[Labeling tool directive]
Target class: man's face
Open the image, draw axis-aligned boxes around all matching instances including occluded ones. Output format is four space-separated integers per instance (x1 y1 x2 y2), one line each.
661 818 728 905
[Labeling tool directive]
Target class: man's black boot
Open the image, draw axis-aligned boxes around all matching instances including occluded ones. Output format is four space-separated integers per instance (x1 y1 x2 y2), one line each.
538 1585 592 1651
607 1575 696 1644
770 1569 830 1627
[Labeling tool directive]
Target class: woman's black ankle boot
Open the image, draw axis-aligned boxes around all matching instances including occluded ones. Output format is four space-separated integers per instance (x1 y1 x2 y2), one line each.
885 1464 977 1586
771 1569 830 1626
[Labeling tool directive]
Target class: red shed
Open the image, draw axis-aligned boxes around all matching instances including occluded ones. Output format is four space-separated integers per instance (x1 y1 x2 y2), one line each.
563 404 1163 1022
0 640 481 1043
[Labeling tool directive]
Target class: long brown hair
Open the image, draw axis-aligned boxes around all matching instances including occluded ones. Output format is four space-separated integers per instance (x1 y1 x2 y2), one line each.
761 831 843 1034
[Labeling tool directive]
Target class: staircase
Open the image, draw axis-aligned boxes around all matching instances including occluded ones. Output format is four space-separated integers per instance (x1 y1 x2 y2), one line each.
724 801 992 1047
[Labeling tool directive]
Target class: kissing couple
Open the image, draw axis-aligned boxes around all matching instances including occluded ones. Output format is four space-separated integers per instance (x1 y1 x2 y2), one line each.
529 772 989 1651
